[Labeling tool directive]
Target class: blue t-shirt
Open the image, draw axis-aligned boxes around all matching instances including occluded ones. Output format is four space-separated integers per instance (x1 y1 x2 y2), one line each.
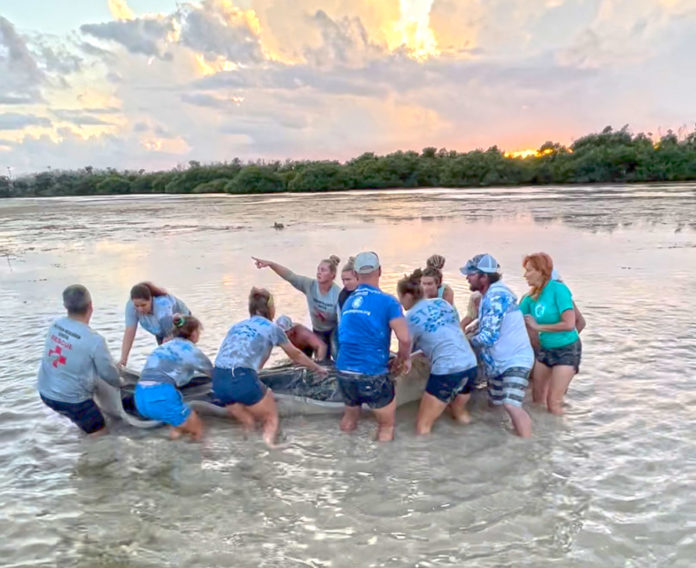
215 316 289 371
519 280 579 349
336 284 403 375
140 338 213 387
406 299 477 375
125 294 189 338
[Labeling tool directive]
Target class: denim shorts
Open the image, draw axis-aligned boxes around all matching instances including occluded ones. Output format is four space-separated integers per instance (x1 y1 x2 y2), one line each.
537 339 582 373
426 366 479 403
212 367 268 407
134 383 191 427
40 394 106 434
336 371 395 409
488 366 531 408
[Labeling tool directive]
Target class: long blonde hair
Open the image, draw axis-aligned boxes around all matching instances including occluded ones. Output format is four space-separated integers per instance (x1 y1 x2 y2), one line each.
248 287 274 319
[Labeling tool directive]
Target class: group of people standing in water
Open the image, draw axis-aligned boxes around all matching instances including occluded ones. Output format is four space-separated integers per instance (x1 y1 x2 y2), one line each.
37 250 584 445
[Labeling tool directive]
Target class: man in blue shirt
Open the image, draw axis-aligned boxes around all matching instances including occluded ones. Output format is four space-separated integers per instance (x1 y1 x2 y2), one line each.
336 251 411 442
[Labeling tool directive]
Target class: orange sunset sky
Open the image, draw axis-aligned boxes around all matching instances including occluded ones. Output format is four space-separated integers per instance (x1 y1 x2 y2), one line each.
1 0 695 173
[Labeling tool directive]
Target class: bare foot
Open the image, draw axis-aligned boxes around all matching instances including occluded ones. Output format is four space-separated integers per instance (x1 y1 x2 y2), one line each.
340 416 358 432
376 425 394 442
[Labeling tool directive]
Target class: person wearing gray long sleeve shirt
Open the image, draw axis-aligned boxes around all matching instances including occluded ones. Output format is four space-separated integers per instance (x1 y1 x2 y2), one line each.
37 285 120 435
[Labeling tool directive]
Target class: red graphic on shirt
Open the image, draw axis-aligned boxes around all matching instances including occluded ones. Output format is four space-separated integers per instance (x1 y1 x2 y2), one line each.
49 346 67 368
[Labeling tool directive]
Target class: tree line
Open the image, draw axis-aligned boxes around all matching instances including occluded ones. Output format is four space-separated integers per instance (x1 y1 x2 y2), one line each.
2 126 696 198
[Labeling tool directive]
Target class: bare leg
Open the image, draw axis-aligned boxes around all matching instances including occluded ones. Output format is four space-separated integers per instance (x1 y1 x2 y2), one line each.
532 361 552 405
243 390 280 447
448 393 472 424
340 406 361 432
416 392 448 435
547 365 576 415
225 403 255 431
174 410 204 441
503 404 532 438
87 426 108 439
373 398 397 442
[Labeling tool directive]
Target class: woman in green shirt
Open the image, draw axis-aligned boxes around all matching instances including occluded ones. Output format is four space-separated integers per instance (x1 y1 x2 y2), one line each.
520 252 581 415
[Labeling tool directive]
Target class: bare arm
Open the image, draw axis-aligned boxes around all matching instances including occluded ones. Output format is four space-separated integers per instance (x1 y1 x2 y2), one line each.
305 332 328 361
574 302 586 333
525 309 576 333
443 284 454 306
460 315 474 331
280 342 329 377
119 325 137 366
389 317 412 375
252 257 293 280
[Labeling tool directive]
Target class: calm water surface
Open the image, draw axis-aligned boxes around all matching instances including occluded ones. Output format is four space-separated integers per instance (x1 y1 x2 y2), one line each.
1 185 695 567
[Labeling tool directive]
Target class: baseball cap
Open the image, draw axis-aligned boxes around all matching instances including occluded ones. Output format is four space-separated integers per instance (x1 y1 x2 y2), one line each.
354 251 380 274
460 253 500 275
276 315 293 331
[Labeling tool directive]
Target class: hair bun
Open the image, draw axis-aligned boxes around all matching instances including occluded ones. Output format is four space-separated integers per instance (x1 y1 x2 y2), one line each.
173 314 186 328
329 255 340 266
427 254 446 270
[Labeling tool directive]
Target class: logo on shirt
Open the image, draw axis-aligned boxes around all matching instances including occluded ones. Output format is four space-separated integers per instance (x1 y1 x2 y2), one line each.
48 345 67 368
351 296 364 309
534 304 546 318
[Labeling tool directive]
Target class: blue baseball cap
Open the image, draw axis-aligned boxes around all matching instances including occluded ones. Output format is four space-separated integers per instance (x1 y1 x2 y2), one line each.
460 254 500 275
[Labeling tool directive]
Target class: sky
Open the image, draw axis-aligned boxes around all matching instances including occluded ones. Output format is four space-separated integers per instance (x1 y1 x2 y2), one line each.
0 0 695 174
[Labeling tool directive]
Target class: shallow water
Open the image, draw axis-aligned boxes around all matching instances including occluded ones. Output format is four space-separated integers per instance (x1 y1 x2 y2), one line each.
1 184 695 567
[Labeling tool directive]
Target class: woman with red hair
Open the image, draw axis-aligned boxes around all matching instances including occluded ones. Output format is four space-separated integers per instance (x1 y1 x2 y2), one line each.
520 253 581 415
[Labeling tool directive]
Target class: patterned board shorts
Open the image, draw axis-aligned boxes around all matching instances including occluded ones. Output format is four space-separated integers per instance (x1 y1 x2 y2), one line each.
488 367 531 408
537 339 582 373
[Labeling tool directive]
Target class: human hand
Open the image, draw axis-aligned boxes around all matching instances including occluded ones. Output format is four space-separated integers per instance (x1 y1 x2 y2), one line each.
252 256 270 269
314 365 329 379
524 315 539 331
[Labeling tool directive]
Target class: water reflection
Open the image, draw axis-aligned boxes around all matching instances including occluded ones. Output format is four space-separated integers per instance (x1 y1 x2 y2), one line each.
1 186 695 567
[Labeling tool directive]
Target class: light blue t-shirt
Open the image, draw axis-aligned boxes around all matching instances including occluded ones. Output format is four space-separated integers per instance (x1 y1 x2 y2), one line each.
406 298 477 375
215 316 289 371
37 317 120 403
125 294 189 338
519 280 579 349
139 338 213 387
336 284 404 376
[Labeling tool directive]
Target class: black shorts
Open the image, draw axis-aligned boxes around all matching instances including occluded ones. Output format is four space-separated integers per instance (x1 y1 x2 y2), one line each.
336 371 395 409
537 340 581 373
40 394 106 434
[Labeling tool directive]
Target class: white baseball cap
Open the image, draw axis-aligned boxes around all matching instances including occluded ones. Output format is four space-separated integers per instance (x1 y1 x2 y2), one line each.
276 315 293 331
354 251 380 274
460 253 500 275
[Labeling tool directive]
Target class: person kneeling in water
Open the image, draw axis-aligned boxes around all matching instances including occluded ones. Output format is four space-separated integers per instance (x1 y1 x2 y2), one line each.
38 285 122 436
276 315 328 361
398 271 478 434
213 288 329 447
134 315 212 441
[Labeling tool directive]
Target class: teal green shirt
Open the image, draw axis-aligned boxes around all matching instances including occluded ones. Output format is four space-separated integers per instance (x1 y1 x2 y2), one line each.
519 280 579 349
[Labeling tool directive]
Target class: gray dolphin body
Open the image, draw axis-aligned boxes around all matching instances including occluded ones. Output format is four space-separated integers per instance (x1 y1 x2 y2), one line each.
93 357 430 428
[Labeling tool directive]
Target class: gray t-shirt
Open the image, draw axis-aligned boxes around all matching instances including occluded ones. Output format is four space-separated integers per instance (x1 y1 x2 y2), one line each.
215 316 289 371
140 338 213 387
285 272 340 332
124 294 189 338
37 317 120 403
406 299 477 375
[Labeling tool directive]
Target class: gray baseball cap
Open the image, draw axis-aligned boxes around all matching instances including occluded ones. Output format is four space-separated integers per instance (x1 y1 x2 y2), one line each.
460 254 500 275
354 251 380 274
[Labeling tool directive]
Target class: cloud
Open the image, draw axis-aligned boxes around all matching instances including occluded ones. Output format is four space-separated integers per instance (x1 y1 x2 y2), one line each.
0 16 46 104
179 0 265 64
51 110 113 126
80 17 175 58
0 113 52 131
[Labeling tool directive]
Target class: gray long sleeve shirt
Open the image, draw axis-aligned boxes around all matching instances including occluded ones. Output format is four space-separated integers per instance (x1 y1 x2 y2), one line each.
37 316 120 403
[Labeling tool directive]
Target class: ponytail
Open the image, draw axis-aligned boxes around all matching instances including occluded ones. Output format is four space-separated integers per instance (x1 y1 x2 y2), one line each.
171 314 202 340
